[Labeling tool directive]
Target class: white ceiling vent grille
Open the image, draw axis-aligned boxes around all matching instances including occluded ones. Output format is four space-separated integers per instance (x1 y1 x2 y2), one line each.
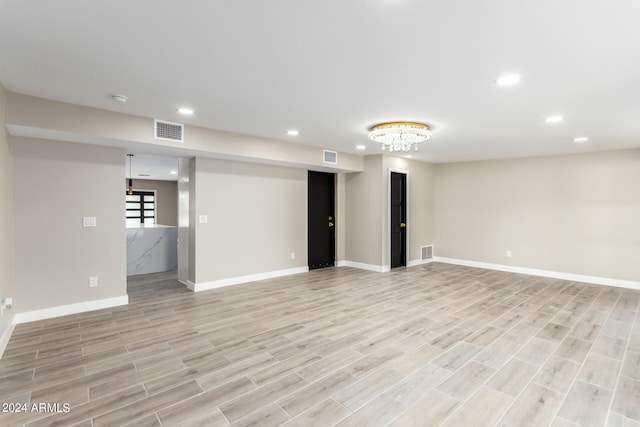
323 150 338 165
154 119 184 142
421 245 434 261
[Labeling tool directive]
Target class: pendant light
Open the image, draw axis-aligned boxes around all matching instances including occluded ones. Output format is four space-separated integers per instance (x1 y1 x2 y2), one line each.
127 154 134 195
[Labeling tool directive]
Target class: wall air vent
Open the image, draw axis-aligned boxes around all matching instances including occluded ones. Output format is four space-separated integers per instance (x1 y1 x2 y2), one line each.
154 119 184 142
421 245 434 261
323 150 338 165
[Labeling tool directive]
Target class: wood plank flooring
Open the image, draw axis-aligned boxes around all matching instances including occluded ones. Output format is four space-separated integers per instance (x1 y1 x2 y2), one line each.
1 263 640 426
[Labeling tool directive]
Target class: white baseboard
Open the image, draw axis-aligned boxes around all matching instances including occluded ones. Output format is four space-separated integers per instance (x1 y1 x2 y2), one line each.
435 257 640 291
341 261 390 273
0 322 16 359
342 260 434 271
336 260 346 267
191 266 309 292
407 258 436 268
14 295 129 324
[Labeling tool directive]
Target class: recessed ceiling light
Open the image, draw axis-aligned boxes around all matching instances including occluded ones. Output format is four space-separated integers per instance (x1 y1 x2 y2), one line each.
545 115 564 123
170 170 178 175
495 74 522 86
574 137 589 143
287 130 299 136
111 94 128 103
178 108 194 115
356 145 366 150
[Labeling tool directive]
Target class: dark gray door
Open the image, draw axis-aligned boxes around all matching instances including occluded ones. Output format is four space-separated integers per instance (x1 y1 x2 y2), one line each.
308 171 335 270
390 172 407 268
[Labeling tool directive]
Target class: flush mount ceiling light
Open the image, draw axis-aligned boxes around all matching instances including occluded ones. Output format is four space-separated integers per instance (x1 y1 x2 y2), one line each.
287 130 299 136
356 145 366 150
545 115 564 123
368 122 432 152
574 137 589 143
178 107 194 115
495 74 522 86
112 94 128 103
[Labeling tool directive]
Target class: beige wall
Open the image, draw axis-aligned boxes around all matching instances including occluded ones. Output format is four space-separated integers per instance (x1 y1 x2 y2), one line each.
128 179 177 226
6 92 364 173
345 155 384 266
188 158 197 283
12 138 127 312
382 156 436 265
434 149 640 282
193 158 307 283
345 155 436 268
0 82 15 341
336 173 346 262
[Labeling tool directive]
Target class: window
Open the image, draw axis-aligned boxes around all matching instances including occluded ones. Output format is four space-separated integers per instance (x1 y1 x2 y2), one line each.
126 191 156 226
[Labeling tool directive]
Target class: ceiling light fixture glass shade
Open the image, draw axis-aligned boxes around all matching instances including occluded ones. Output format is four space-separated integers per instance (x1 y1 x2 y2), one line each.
368 122 432 152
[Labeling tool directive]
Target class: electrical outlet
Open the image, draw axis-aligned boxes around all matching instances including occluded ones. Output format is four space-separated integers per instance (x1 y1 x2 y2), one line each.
290 252 296 260
89 276 98 287
83 217 97 227
506 250 513 258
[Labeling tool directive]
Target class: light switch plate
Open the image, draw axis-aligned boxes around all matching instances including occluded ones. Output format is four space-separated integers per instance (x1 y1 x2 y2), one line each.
83 217 97 227
199 215 208 224
89 276 98 287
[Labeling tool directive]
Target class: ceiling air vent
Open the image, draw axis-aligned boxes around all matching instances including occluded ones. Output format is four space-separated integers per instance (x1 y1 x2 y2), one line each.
323 150 338 165
154 119 184 143
421 245 434 261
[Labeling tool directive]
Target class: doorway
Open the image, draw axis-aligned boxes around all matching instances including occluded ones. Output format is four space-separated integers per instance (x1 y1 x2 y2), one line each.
125 153 180 282
308 171 335 270
390 171 407 268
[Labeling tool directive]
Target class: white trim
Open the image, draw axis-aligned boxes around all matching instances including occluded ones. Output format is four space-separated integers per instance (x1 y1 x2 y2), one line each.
407 258 436 267
185 280 196 291
342 261 390 273
0 322 16 359
336 260 346 267
435 257 640 290
13 295 129 324
191 267 309 292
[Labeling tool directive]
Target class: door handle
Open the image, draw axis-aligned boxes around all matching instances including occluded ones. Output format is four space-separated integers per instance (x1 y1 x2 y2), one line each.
329 222 334 227
400 222 406 228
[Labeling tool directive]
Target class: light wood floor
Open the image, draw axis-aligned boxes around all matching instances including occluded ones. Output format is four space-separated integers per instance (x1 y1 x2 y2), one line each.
1 263 640 427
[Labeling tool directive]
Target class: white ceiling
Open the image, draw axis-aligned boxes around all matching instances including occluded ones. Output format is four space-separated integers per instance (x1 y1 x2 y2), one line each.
127 154 178 181
1 0 639 163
